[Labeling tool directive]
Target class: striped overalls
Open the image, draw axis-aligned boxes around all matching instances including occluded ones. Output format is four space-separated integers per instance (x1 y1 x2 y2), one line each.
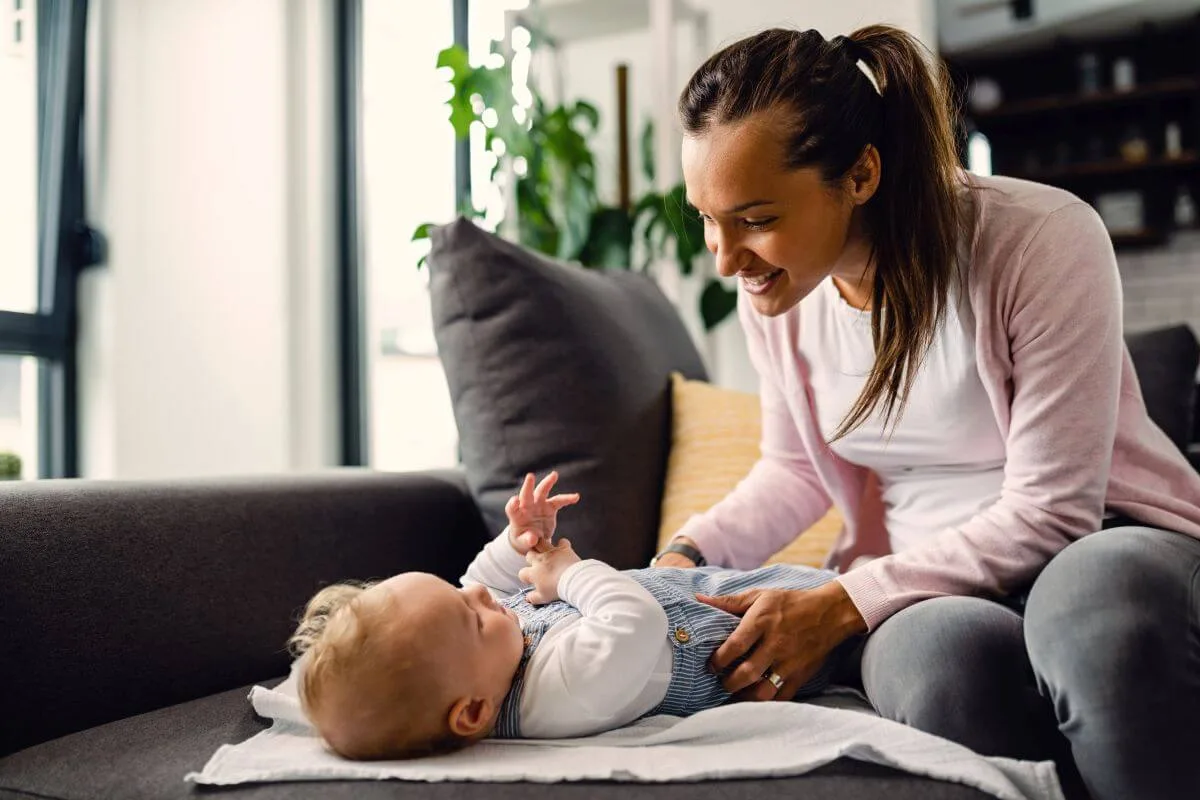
492 563 838 738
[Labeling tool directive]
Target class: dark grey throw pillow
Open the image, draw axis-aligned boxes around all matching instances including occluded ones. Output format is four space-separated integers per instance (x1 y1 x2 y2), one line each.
1126 324 1199 453
427 218 708 569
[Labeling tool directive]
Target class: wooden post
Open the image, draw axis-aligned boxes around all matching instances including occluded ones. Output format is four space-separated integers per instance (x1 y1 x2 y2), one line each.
617 63 631 212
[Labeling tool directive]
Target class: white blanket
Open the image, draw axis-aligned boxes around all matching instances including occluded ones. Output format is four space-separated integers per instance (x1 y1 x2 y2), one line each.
186 672 1063 800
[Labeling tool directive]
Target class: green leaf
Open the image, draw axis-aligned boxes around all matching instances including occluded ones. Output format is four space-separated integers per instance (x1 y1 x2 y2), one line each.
436 44 470 76
573 100 600 132
447 99 476 139
557 174 594 260
640 119 655 184
578 206 633 268
412 223 435 241
663 184 704 275
700 279 738 330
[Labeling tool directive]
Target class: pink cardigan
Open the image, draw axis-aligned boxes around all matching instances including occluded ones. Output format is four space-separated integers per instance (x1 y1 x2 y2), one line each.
677 174 1200 631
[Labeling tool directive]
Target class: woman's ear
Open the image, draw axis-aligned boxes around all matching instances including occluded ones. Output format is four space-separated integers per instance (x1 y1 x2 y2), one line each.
848 144 882 205
446 696 495 738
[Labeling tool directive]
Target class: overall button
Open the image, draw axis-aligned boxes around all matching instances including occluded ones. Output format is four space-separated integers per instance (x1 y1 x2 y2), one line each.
674 627 691 644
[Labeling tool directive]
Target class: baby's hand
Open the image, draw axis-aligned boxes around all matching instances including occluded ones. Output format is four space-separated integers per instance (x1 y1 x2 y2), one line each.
518 539 582 605
505 471 580 555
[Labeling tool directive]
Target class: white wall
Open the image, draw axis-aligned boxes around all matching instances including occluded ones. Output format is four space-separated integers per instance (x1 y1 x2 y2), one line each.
549 0 937 391
79 0 338 478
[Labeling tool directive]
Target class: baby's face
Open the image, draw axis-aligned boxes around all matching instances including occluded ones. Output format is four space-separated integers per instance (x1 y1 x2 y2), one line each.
377 573 525 706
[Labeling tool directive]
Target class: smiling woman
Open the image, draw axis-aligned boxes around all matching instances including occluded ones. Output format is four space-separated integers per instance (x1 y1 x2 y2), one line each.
656 23 1200 800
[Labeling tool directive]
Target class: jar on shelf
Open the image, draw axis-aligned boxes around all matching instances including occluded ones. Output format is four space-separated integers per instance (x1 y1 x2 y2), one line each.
1119 126 1149 163
1078 51 1101 95
1165 122 1183 159
1175 186 1196 228
1112 57 1136 93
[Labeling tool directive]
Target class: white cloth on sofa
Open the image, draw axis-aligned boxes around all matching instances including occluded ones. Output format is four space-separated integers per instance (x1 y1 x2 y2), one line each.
186 671 1063 800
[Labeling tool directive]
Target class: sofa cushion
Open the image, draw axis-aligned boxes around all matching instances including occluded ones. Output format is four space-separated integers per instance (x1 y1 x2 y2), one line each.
0 681 993 800
1125 324 1199 453
658 373 841 567
428 219 708 569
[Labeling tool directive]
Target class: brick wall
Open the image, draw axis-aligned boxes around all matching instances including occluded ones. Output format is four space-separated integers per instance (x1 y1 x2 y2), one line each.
1118 231 1200 343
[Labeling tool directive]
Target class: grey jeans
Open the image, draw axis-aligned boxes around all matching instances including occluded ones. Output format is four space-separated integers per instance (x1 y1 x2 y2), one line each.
840 526 1200 800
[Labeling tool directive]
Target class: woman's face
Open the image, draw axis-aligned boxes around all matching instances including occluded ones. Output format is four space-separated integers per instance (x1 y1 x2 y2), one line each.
682 110 876 317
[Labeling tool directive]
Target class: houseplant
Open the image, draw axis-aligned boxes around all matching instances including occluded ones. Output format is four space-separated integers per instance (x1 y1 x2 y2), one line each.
414 40 738 331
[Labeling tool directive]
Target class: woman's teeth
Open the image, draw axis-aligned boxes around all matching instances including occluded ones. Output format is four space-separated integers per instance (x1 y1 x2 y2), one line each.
742 270 782 286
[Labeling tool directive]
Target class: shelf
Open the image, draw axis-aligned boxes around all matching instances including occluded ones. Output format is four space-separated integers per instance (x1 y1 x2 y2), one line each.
1013 153 1200 183
973 77 1200 121
509 0 703 46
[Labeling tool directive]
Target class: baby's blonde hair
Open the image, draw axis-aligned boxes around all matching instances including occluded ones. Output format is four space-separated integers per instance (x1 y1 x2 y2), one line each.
289 581 465 760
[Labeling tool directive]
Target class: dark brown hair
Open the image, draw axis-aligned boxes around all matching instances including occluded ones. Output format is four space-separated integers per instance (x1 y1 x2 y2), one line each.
679 25 966 438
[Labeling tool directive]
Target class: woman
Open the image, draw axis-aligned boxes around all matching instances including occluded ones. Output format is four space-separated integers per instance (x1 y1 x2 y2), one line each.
653 25 1200 800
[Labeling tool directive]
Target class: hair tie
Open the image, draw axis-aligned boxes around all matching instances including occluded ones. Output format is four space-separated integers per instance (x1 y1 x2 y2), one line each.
830 35 882 97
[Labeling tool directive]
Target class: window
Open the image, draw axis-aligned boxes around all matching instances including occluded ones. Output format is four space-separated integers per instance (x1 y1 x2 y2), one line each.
347 0 460 471
0 1 95 477
344 0 529 470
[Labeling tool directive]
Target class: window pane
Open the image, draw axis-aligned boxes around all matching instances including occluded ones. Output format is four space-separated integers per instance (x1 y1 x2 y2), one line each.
0 0 38 314
0 354 39 479
362 0 459 471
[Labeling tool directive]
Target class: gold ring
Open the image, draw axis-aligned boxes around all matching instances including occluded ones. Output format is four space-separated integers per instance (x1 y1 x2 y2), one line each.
764 670 784 690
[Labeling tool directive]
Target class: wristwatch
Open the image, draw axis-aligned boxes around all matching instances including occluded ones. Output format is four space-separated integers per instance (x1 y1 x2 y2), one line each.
650 540 707 567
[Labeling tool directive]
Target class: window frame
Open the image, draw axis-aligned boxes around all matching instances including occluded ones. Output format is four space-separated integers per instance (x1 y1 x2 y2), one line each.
0 0 98 478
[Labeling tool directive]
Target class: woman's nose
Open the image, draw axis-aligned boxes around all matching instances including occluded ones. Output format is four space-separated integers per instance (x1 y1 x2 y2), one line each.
714 239 746 278
707 226 746 278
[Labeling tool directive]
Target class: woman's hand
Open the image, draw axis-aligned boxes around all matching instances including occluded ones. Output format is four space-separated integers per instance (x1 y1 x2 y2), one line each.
697 581 867 701
505 471 580 556
652 536 702 568
518 539 582 605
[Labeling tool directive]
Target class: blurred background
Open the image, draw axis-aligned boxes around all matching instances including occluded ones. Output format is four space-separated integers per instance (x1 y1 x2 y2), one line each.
2 0 1199 480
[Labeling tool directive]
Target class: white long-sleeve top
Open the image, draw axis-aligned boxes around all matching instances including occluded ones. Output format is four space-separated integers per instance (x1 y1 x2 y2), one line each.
459 533 674 738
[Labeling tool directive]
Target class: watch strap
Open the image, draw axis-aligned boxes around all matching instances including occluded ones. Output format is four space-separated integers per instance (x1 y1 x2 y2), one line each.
652 540 707 567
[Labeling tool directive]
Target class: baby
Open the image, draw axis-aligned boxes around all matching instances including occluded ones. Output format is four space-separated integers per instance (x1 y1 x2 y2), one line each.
288 471 839 760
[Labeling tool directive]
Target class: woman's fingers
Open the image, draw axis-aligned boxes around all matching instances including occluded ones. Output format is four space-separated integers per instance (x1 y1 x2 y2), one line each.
709 619 762 676
775 662 819 702
695 591 758 615
722 645 777 695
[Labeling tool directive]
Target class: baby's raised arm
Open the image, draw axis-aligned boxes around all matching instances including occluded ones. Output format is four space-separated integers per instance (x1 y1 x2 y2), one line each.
460 470 580 599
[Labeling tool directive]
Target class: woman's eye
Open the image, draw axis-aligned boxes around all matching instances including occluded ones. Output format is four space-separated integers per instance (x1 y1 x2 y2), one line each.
743 218 775 231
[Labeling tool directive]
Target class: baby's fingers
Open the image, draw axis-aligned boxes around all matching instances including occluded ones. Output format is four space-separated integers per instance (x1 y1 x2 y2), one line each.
519 473 536 508
533 471 559 502
518 566 535 584
549 493 580 510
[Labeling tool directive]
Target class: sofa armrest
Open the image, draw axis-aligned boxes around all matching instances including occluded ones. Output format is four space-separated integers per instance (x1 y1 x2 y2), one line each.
0 468 490 757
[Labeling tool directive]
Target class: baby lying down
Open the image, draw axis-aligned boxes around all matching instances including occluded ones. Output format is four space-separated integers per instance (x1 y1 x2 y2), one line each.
289 472 839 760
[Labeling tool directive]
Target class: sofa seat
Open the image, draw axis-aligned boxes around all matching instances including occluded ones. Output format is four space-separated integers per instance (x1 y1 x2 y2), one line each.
0 681 993 800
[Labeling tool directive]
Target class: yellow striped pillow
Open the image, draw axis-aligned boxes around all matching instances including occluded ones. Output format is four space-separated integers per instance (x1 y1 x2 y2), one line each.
657 372 842 568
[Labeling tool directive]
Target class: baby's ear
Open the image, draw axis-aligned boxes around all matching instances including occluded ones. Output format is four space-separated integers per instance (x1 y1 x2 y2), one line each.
446 696 494 738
